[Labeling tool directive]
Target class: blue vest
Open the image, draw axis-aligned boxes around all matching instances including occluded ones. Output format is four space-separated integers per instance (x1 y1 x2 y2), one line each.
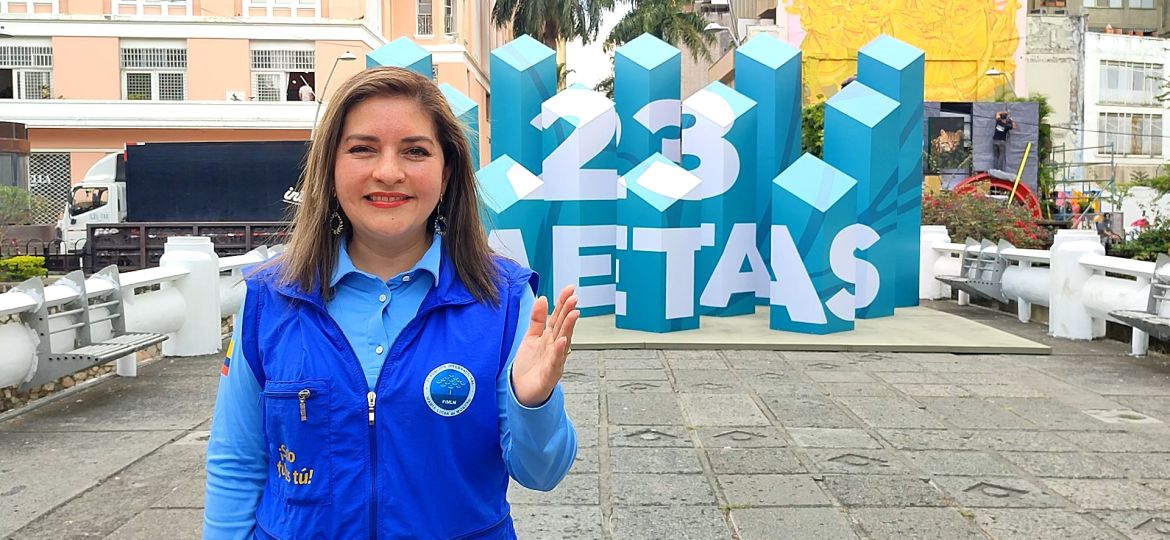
240 252 536 540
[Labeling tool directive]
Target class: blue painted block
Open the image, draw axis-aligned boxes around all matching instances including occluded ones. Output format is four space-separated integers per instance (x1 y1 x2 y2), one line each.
614 34 682 176
616 154 709 332
735 35 802 305
858 35 926 308
535 86 621 317
439 83 479 166
366 37 432 77
477 155 545 268
824 81 899 319
489 35 556 175
681 82 762 317
770 154 858 334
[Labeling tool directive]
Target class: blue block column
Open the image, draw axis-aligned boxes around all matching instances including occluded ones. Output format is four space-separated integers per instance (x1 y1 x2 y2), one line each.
824 82 900 319
438 83 479 166
476 155 546 275
537 86 621 317
614 34 682 175
366 37 433 77
734 34 801 306
616 154 709 332
680 82 762 317
489 36 556 175
770 154 858 334
858 35 926 309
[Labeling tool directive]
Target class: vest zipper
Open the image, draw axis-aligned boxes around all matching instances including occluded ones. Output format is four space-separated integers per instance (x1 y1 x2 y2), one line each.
368 390 377 540
298 389 310 422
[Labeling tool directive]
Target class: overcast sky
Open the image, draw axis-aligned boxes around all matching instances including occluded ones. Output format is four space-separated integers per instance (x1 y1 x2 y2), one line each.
564 5 631 89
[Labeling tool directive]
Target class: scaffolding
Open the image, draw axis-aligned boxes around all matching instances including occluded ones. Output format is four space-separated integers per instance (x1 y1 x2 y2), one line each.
1045 143 1120 239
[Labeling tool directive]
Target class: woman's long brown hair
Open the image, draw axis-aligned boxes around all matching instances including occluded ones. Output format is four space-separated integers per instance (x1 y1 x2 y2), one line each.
271 67 499 305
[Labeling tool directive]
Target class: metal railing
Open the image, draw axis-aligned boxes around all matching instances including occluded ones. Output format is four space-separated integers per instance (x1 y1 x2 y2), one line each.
922 225 1166 356
0 237 278 390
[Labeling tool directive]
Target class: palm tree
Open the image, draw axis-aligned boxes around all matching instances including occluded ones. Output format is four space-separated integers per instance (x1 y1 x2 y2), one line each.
491 0 614 50
603 0 716 63
593 0 717 96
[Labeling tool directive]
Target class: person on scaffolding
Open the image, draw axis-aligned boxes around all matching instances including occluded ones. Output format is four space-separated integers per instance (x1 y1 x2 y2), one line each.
992 109 1016 172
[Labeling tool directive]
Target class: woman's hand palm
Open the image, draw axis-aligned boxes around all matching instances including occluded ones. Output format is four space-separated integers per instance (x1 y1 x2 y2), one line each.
511 286 579 408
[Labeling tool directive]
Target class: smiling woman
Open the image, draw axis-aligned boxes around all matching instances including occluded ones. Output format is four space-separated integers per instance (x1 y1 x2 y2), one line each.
203 67 582 540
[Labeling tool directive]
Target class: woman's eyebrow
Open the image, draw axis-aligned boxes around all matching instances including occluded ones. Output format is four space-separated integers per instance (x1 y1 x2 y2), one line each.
341 134 379 143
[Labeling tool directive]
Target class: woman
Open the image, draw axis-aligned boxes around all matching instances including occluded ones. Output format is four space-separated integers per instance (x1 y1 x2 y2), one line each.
203 67 579 539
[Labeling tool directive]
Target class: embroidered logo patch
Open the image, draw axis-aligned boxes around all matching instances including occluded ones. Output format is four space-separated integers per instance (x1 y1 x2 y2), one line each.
423 363 475 417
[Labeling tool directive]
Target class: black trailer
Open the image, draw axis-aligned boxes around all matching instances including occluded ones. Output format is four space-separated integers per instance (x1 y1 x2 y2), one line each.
88 140 307 271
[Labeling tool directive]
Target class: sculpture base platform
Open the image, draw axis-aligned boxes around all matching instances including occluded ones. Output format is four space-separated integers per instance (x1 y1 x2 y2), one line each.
574 306 1049 354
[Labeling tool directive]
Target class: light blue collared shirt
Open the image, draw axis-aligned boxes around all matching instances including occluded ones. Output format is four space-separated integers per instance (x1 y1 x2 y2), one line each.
203 236 576 539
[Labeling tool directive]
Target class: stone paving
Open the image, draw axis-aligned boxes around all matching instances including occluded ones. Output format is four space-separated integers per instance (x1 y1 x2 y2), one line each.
6 302 1170 538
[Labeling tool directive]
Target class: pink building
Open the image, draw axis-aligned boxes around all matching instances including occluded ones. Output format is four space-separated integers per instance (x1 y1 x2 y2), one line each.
0 0 506 222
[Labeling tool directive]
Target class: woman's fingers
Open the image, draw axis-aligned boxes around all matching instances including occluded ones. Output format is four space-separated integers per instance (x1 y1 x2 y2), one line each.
550 285 575 336
526 295 549 339
559 308 580 345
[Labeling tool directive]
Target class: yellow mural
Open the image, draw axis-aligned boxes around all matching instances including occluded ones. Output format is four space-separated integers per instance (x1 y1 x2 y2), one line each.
782 0 1023 103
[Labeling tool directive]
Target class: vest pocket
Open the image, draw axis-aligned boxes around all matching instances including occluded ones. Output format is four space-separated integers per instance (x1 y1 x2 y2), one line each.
262 379 332 506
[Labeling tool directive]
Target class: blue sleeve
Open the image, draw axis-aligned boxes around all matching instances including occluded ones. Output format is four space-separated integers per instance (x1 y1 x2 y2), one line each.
496 285 578 491
203 300 267 540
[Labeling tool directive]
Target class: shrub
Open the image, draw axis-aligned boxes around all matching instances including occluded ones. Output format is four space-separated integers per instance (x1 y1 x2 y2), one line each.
1111 226 1170 262
922 190 1050 249
0 255 47 282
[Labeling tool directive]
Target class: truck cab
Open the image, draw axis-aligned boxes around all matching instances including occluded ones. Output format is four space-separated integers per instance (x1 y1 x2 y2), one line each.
57 152 127 251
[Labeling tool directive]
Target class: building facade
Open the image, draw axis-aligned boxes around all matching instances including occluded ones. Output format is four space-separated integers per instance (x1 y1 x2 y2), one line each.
1030 0 1169 35
0 0 504 223
1083 31 1167 183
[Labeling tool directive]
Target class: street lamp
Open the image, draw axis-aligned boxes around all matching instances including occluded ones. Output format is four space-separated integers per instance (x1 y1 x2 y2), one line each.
704 22 742 47
984 68 1016 100
312 50 358 139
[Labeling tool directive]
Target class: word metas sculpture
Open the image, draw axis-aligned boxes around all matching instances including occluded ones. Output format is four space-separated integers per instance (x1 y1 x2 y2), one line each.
368 34 924 334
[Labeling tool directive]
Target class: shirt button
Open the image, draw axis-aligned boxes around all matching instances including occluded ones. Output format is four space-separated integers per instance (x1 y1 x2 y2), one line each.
378 294 387 303
403 275 411 282
375 345 385 355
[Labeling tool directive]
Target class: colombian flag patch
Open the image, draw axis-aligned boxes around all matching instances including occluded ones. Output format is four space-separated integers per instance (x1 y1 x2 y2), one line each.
221 340 233 376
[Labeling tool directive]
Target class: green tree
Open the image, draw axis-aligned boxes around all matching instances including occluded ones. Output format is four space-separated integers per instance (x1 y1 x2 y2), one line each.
592 0 716 97
800 102 825 158
0 186 50 247
602 0 715 62
491 0 613 50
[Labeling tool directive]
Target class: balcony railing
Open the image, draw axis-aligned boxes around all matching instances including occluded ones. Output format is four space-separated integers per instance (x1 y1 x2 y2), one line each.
418 13 434 35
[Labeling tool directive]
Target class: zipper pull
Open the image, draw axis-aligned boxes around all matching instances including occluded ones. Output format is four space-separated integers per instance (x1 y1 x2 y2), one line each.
298 389 310 422
367 391 376 425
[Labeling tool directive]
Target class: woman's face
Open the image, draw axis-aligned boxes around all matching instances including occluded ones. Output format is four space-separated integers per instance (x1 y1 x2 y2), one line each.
333 95 446 252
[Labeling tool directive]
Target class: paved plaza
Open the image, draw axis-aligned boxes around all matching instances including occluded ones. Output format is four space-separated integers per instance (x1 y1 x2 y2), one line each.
6 302 1170 539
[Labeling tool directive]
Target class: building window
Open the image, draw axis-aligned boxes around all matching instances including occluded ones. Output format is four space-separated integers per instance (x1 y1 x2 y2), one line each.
1131 0 1154 7
0 0 59 14
113 0 191 16
251 49 316 102
1100 112 1163 156
121 47 186 100
444 0 456 36
243 0 319 17
1099 60 1163 106
0 45 52 100
418 0 434 35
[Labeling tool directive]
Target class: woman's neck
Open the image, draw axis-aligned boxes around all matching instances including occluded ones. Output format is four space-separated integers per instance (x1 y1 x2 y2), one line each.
346 232 432 282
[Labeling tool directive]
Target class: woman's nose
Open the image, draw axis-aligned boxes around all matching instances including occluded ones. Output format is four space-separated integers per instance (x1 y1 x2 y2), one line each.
373 156 406 183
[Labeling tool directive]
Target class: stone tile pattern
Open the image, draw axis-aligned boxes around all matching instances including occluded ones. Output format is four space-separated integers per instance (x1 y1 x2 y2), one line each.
13 311 1170 538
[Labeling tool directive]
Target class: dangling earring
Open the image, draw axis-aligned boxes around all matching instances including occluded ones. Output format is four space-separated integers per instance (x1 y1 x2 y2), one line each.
433 195 447 236
329 209 344 236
